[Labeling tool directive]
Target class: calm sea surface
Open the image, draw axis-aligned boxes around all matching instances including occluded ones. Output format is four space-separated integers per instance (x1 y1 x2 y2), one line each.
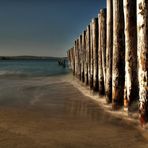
0 59 69 77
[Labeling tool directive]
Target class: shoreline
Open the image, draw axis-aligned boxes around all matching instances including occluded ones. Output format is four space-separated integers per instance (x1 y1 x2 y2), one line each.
64 73 148 132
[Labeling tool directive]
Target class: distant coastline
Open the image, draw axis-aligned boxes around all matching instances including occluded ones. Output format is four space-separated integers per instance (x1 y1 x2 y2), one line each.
0 56 67 61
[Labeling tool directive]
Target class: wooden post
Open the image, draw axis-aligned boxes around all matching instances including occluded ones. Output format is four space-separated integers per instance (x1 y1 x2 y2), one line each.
70 47 75 75
101 9 106 92
92 18 99 91
67 49 71 70
106 0 113 103
79 35 82 81
123 0 138 111
137 0 148 125
98 10 106 95
81 32 86 83
67 50 70 68
90 22 94 89
84 29 89 85
78 37 81 80
75 39 81 79
72 47 75 75
112 0 125 109
74 40 78 77
85 26 90 85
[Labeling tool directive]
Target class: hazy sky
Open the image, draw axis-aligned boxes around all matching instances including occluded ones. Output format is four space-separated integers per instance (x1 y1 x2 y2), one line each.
0 0 106 57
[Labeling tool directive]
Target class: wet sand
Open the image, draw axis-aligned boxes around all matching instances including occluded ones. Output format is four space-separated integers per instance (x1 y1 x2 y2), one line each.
0 74 148 148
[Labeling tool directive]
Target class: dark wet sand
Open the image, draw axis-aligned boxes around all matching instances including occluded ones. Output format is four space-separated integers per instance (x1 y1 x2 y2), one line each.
0 74 148 148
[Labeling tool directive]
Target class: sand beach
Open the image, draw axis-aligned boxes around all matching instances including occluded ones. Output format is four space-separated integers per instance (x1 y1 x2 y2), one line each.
0 73 147 148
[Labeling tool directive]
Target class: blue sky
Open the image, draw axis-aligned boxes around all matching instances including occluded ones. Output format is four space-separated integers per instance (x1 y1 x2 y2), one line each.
0 0 106 57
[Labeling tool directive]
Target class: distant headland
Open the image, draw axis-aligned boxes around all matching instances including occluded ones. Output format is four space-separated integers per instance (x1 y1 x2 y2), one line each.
0 56 67 60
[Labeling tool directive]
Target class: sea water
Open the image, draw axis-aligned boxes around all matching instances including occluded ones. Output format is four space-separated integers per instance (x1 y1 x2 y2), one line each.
0 59 69 77
0 59 70 107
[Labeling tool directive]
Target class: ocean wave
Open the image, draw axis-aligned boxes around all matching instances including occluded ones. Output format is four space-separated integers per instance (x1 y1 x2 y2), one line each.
0 70 69 78
0 60 70 78
0 70 30 77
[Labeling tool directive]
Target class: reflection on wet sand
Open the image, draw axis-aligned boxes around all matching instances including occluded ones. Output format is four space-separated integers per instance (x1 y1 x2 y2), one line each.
0 75 148 148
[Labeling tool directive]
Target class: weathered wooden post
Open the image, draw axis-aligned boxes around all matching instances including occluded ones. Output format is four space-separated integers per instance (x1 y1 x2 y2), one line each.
88 25 91 86
78 35 82 81
72 47 75 75
70 47 75 75
82 31 86 83
101 9 106 91
112 0 125 109
123 0 138 111
78 37 81 80
98 9 106 95
84 29 89 85
92 18 99 91
75 38 81 79
85 26 90 85
90 22 94 89
67 50 70 68
74 40 77 77
137 0 148 125
68 49 71 70
106 0 113 103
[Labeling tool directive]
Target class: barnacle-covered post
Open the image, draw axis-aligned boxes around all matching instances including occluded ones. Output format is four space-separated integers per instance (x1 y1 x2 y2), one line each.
106 0 113 103
123 0 138 111
92 18 99 91
112 0 125 109
137 0 148 125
